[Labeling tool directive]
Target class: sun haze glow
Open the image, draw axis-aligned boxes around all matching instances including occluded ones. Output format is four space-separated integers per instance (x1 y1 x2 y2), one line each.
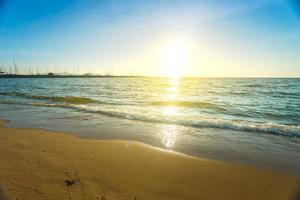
0 1 299 77
161 41 188 78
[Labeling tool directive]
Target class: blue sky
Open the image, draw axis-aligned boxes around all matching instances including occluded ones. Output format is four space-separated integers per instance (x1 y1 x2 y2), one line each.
0 0 299 76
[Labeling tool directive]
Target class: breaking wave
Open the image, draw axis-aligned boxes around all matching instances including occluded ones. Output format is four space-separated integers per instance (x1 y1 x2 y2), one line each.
150 101 227 111
0 100 299 138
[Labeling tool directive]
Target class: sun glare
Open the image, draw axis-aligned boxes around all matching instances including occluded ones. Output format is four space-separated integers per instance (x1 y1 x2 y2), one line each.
161 41 187 78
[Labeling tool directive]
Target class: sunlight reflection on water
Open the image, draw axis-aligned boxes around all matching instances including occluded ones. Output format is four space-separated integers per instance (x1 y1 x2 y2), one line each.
160 124 177 148
160 78 180 148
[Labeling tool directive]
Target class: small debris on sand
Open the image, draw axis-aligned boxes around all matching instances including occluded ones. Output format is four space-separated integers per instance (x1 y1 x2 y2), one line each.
65 180 75 186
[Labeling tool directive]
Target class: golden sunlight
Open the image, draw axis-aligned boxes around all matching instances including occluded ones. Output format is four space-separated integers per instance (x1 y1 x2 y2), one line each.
160 78 180 148
161 41 187 78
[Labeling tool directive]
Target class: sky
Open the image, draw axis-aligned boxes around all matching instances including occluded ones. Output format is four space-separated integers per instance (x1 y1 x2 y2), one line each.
0 0 300 77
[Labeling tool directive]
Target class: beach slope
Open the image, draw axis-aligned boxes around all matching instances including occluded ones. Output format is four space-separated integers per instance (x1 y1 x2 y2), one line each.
0 120 299 200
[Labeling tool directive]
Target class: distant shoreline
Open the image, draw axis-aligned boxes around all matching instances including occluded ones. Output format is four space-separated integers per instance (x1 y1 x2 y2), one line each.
0 74 144 78
0 75 299 79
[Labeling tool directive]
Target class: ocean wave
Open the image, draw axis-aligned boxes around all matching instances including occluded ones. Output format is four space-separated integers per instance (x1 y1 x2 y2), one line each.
79 106 300 138
28 95 95 104
258 91 300 96
0 92 95 104
1 100 299 138
244 84 264 88
150 101 227 111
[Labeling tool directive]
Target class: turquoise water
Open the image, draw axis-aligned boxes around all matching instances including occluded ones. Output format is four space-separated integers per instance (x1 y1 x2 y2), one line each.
0 77 299 173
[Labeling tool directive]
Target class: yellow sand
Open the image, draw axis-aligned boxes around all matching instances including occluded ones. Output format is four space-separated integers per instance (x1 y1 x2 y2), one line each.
0 119 299 200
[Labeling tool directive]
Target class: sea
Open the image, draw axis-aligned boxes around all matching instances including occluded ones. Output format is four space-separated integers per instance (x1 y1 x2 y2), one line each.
0 77 299 174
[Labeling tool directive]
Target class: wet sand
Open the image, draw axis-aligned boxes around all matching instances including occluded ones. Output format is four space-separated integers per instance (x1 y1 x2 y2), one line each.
0 119 299 200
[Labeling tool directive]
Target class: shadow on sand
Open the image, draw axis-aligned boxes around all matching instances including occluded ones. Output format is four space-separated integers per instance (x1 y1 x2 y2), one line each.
0 184 9 200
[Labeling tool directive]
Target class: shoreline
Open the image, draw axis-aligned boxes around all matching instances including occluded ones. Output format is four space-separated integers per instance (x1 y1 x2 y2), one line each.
2 113 299 176
0 119 299 200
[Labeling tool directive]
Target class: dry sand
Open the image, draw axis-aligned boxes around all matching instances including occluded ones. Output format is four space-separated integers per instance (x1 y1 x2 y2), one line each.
0 119 299 200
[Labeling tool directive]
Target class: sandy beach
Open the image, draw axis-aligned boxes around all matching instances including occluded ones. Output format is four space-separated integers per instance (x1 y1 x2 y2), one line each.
0 119 299 200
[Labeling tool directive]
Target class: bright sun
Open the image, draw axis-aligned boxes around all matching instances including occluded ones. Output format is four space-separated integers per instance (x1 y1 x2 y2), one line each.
161 41 187 78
